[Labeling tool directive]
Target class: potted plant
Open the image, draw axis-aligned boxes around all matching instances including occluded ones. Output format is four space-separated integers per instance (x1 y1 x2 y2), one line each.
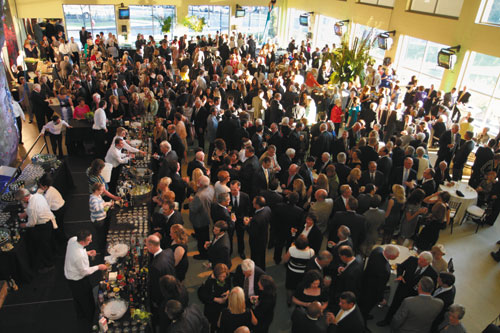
323 28 375 86
154 15 174 34
182 15 206 33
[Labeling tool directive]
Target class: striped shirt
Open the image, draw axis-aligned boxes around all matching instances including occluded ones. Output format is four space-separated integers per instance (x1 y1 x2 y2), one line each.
86 167 108 193
89 194 106 222
287 246 315 274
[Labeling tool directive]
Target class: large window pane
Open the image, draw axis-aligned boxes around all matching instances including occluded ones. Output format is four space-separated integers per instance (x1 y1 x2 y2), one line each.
410 0 463 17
130 5 176 43
353 24 386 64
287 8 308 43
188 6 230 35
480 0 500 25
240 6 279 43
464 52 500 95
315 15 342 50
63 5 116 47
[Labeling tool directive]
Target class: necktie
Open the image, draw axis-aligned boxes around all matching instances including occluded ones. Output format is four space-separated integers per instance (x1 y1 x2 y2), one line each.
403 169 408 184
415 267 422 276
288 175 293 187
371 172 375 182
334 310 345 324
244 276 250 299
264 169 269 186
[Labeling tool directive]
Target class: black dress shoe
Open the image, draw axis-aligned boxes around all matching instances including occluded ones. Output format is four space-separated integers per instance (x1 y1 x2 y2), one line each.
239 253 246 260
376 320 390 327
491 252 500 262
193 254 207 260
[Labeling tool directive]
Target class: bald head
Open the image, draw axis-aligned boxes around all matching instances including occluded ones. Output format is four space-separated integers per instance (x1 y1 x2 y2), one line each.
315 189 328 201
198 175 210 187
383 245 400 260
195 151 205 161
146 234 161 254
306 301 322 318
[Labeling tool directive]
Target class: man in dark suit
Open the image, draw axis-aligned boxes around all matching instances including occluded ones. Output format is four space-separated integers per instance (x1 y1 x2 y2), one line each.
434 160 452 186
377 147 393 185
252 157 272 198
205 221 231 269
334 153 352 186
30 84 52 131
157 141 179 181
314 152 332 175
146 234 176 326
451 86 471 122
470 139 495 187
186 151 208 178
153 201 184 249
332 184 352 213
251 125 266 157
167 125 185 164
391 139 406 170
105 81 124 100
191 98 209 148
392 157 418 191
260 179 284 210
230 180 251 259
169 163 187 206
280 164 303 192
79 27 90 45
377 251 438 327
420 168 437 196
233 259 266 300
359 245 400 322
292 302 328 333
268 93 284 126
391 277 444 332
305 251 333 276
299 157 316 189
312 123 334 159
432 272 457 332
244 196 272 270
330 246 364 310
240 146 260 196
356 184 375 215
278 149 295 180
332 131 351 161
359 137 380 170
360 161 384 189
327 291 365 333
435 124 461 168
211 193 235 255
327 225 354 273
452 131 474 181
329 197 366 252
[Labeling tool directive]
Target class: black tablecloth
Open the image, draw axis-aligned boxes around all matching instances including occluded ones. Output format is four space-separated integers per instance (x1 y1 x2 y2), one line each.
0 236 34 283
51 159 75 197
66 120 119 155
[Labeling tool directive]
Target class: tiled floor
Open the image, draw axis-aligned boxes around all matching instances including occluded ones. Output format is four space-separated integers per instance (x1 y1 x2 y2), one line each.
1 120 499 332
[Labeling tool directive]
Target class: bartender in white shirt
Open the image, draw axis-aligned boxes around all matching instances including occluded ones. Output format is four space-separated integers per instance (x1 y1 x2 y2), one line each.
105 137 130 193
15 188 57 273
64 229 107 330
37 174 66 250
92 100 108 158
112 127 146 156
41 114 72 157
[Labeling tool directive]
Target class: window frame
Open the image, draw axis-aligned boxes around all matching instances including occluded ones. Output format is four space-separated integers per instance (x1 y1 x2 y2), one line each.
240 6 280 43
357 0 395 8
128 5 176 43
477 0 500 26
187 5 230 35
408 0 463 19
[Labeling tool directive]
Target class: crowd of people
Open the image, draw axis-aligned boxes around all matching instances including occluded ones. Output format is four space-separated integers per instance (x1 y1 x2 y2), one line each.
15 25 500 332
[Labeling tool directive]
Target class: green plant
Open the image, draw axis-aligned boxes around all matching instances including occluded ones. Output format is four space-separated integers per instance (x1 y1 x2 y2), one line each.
154 15 174 34
182 15 206 32
324 27 375 86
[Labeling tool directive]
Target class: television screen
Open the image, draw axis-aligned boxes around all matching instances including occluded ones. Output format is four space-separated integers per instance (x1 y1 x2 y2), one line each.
377 36 388 50
299 15 308 26
334 23 343 37
438 51 456 69
119 8 130 20
235 9 245 18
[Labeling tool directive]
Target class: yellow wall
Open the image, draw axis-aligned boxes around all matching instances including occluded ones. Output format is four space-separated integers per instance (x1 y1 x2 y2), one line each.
10 0 500 89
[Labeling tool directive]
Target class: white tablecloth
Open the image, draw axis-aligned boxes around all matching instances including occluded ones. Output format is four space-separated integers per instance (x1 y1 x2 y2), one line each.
439 182 477 223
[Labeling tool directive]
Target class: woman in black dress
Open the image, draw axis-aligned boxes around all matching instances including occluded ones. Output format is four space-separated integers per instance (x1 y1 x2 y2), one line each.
252 275 277 333
198 263 232 332
169 224 189 281
159 275 189 332
218 286 257 333
292 269 329 311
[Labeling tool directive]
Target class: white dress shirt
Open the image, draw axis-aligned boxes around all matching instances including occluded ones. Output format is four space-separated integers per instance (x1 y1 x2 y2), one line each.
105 145 129 168
64 236 100 281
68 41 80 53
92 108 107 130
301 224 312 238
41 120 70 135
112 135 139 153
39 186 65 211
26 193 56 228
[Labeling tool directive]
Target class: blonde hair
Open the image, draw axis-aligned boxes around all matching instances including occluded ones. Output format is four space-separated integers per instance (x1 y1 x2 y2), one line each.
347 168 361 183
228 287 246 315
158 177 172 193
316 174 329 191
170 224 188 245
190 168 204 191
293 178 306 198
392 184 406 204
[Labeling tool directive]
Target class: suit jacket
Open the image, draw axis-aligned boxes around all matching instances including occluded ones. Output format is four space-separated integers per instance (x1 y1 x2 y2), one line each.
269 99 284 125
334 163 352 185
192 106 209 130
187 160 208 178
313 131 334 158
437 130 461 159
291 307 328 333
359 145 379 170
30 90 50 114
189 186 214 228
207 232 231 269
168 132 185 162
472 146 494 172
248 206 272 248
360 170 384 188
260 190 283 210
314 160 333 175
457 90 471 104
333 305 365 333
419 179 436 197
170 173 187 205
298 164 314 189
149 249 176 306
392 146 406 169
333 257 364 298
253 167 272 197
392 167 417 187
356 193 373 215
361 247 391 306
272 202 304 239
309 199 334 234
297 224 323 254
453 140 474 167
391 295 444 333
153 210 184 249
395 256 438 298
230 191 251 222
240 155 260 194
332 137 350 160
233 264 266 293
158 151 179 180
432 285 456 331
210 203 234 230
329 211 366 252
280 172 304 191
332 196 347 213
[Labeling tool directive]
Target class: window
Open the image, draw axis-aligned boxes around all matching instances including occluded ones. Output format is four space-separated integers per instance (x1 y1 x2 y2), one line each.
478 0 500 25
352 24 386 65
287 8 309 43
63 5 117 47
129 5 176 43
396 35 447 88
315 15 342 50
409 0 464 18
460 52 500 132
187 6 230 35
358 0 395 8
240 6 279 43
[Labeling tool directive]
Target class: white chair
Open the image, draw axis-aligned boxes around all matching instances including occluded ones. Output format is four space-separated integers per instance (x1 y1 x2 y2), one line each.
461 205 487 233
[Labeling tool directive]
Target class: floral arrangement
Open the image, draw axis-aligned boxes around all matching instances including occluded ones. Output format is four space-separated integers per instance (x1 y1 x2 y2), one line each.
182 15 206 32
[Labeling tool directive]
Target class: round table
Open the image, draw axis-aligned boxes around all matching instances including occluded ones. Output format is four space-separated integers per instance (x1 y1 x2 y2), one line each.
439 182 477 224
